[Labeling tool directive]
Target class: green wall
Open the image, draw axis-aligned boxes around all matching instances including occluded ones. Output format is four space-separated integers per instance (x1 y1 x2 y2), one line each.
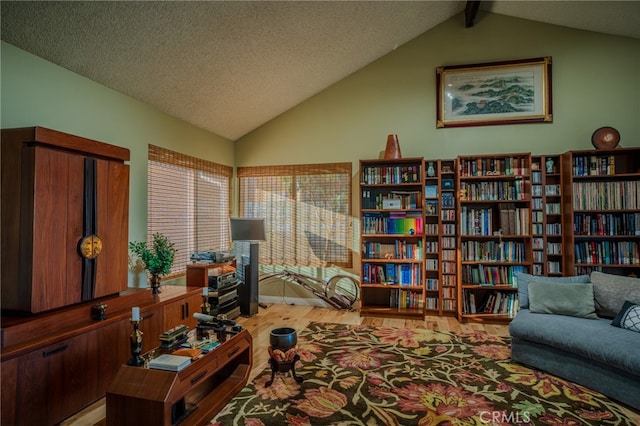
1 41 234 287
235 12 640 165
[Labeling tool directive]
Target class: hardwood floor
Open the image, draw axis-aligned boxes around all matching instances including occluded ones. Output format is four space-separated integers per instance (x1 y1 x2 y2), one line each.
61 303 639 425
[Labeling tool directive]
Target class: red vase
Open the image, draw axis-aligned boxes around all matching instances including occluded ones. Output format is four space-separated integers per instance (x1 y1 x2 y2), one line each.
384 134 402 159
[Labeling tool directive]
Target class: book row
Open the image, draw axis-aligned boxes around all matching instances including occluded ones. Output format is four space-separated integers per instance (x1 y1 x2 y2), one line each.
573 212 640 236
459 157 529 177
459 205 530 236
425 259 438 270
462 290 518 317
425 223 439 235
533 202 561 215
390 289 423 309
531 183 561 196
425 297 438 310
547 261 561 273
441 192 455 208
459 180 528 201
361 165 421 185
442 261 456 274
361 213 423 235
361 189 420 209
533 239 562 254
574 241 640 265
362 263 422 285
441 209 456 221
425 297 457 311
361 240 423 260
461 264 527 286
461 241 527 262
426 278 438 290
572 181 639 211
571 155 616 177
532 223 562 235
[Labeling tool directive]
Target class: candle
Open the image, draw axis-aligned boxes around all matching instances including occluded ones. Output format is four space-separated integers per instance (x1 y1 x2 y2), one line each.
202 287 208 296
132 306 140 321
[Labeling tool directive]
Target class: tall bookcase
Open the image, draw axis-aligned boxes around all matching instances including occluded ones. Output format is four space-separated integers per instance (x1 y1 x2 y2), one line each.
561 147 640 276
359 158 425 318
439 159 458 316
457 153 532 323
531 155 564 276
543 155 564 275
422 159 458 317
424 160 440 315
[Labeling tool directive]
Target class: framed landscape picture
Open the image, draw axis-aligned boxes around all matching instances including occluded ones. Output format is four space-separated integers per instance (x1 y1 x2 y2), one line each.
436 57 552 128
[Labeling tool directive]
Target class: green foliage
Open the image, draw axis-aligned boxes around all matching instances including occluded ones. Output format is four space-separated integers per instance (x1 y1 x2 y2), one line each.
128 232 176 277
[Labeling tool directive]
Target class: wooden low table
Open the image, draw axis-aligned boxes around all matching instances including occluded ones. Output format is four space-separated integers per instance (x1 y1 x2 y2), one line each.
106 328 252 426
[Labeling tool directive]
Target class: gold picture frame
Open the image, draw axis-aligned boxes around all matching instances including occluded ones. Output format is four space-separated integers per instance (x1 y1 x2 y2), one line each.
436 57 552 128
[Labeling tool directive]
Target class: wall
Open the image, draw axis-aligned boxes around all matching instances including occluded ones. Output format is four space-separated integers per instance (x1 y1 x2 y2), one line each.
234 11 639 302
1 41 235 287
235 12 639 167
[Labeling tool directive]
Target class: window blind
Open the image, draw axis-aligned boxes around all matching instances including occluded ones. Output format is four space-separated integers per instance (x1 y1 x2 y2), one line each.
148 145 233 277
237 163 352 268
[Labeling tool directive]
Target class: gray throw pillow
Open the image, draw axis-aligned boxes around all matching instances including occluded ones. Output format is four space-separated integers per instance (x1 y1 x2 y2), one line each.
528 281 598 319
514 272 590 309
591 271 640 318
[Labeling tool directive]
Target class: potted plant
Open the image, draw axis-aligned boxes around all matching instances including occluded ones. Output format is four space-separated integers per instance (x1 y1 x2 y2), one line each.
129 232 176 294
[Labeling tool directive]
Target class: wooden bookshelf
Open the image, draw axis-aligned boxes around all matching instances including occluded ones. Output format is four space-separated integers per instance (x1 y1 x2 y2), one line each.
531 156 545 275
438 159 458 317
531 155 563 276
424 160 440 315
561 147 640 276
456 153 533 323
356 149 637 323
542 155 564 275
359 158 425 319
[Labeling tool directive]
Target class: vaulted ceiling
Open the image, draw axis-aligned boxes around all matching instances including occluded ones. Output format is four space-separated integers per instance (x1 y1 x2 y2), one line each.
2 1 639 140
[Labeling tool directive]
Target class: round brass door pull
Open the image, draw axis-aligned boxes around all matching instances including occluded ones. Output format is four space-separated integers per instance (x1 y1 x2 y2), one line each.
79 234 103 259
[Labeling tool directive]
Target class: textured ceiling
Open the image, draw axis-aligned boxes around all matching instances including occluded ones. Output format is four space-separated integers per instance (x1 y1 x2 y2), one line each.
2 1 639 141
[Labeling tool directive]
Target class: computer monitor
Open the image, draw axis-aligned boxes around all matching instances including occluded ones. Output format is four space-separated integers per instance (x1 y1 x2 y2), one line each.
229 218 266 242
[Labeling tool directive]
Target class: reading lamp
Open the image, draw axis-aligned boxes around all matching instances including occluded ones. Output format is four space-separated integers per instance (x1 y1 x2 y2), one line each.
230 218 266 316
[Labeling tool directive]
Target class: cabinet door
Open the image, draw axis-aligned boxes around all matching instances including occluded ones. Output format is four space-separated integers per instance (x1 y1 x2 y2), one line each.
95 160 130 298
2 332 97 425
139 305 164 353
95 318 132 392
163 292 202 330
1 357 19 425
30 146 85 311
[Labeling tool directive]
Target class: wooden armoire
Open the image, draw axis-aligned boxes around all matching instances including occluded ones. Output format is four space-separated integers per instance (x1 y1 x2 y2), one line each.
1 127 203 425
2 126 130 313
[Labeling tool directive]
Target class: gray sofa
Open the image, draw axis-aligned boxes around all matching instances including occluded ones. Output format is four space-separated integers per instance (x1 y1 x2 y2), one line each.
509 271 640 410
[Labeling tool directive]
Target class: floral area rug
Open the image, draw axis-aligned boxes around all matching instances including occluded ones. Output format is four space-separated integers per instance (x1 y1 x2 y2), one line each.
210 322 636 425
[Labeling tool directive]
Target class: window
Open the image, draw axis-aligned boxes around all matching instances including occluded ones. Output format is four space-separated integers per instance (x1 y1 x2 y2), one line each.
148 145 232 277
238 163 352 268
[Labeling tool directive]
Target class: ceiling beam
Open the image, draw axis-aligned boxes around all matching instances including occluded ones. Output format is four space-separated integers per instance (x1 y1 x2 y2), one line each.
465 1 481 28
